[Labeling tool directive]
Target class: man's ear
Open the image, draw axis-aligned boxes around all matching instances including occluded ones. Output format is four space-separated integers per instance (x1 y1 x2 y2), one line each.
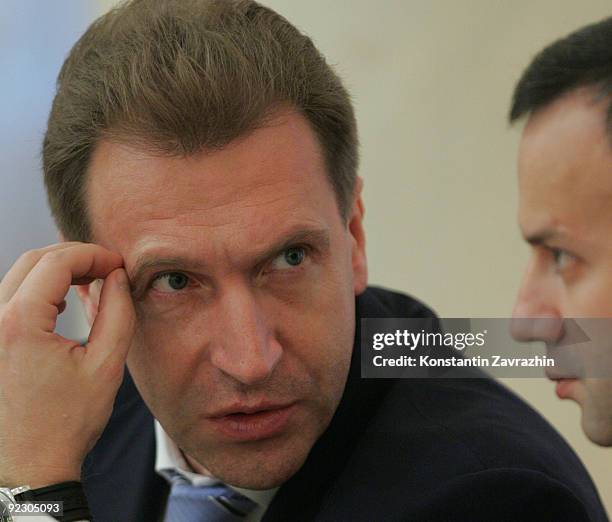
75 279 102 327
58 231 102 327
348 176 368 295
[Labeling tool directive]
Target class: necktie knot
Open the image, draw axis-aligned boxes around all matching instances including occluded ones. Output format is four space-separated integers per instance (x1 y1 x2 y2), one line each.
164 472 257 522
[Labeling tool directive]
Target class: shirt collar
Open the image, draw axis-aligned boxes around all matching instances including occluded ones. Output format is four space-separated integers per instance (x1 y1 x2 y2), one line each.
154 420 278 508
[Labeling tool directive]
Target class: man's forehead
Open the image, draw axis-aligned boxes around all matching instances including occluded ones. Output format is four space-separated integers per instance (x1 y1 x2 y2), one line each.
85 110 337 249
518 90 612 234
89 128 321 201
126 225 330 269
520 89 611 170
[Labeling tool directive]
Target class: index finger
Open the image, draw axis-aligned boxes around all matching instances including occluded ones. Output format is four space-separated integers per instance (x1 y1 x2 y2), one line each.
0 242 84 303
14 244 124 309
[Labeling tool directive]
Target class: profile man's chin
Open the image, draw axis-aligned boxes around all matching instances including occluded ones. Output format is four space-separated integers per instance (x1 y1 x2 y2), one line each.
581 415 612 448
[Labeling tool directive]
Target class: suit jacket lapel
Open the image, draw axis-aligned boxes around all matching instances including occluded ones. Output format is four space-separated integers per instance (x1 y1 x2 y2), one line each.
83 370 169 522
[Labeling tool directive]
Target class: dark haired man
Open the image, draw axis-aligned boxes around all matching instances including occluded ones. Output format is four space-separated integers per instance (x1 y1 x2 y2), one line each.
510 16 612 448
0 1 607 521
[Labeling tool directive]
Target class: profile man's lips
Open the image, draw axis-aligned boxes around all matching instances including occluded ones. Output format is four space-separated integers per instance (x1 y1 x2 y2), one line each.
544 366 578 381
544 363 579 399
206 402 297 441
553 378 578 399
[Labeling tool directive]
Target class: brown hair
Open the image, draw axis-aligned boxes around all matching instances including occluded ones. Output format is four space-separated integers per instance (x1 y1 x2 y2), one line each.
43 0 359 241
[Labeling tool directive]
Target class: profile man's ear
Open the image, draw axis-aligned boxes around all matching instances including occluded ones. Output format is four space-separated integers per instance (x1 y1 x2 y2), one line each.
348 176 368 295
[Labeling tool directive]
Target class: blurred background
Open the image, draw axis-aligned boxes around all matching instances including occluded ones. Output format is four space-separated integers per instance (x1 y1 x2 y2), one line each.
1 0 610 510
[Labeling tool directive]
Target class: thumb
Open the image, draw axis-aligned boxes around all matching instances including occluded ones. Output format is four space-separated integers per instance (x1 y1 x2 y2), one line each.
86 268 135 370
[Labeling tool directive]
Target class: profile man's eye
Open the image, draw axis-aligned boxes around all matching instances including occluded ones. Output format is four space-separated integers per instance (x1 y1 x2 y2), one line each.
151 272 190 293
550 248 573 272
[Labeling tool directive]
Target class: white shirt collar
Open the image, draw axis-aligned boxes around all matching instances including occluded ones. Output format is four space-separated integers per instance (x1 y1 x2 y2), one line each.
154 420 278 512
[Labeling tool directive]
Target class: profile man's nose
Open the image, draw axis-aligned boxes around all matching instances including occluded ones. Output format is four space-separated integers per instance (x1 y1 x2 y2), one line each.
510 292 563 344
210 288 282 386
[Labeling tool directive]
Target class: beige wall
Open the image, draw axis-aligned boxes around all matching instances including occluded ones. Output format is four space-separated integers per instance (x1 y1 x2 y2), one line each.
96 0 612 510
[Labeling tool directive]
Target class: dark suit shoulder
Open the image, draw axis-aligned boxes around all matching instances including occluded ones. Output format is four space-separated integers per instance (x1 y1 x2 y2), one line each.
308 286 609 521
320 377 608 521
323 467 592 522
359 286 438 320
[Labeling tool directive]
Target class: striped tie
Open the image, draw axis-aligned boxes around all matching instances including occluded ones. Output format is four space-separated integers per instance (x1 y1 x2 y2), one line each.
164 473 257 522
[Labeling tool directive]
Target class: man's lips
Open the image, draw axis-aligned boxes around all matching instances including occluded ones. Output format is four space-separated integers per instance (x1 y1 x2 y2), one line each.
544 364 579 399
553 378 578 400
208 402 295 418
206 402 297 442
544 366 578 381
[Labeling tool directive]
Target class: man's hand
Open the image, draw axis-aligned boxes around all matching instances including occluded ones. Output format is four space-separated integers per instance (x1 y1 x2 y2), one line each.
0 243 135 487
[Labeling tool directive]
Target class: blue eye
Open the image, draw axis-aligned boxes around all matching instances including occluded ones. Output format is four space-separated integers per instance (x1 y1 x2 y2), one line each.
270 246 307 270
284 247 305 266
151 272 190 293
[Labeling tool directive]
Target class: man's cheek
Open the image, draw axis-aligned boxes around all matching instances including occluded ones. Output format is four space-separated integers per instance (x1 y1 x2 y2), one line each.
127 327 181 403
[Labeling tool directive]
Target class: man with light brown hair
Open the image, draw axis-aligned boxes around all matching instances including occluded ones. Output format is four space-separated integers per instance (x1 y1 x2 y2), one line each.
0 1 607 521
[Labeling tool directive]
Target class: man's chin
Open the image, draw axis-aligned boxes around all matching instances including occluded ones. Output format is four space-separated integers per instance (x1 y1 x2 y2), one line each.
578 385 612 447
581 413 612 447
202 448 309 490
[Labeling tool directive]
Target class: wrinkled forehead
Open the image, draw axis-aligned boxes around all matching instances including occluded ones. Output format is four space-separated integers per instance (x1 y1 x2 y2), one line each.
87 113 327 217
84 111 340 259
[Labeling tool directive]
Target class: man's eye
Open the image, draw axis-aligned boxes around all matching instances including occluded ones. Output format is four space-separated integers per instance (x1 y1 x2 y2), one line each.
151 272 190 293
270 246 307 270
550 248 573 272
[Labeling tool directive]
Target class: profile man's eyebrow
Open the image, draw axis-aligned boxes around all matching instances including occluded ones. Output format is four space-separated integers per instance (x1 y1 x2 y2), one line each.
128 227 331 287
524 229 561 246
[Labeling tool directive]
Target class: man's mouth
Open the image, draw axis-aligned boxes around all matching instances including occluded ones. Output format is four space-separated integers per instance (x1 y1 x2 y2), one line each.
546 375 579 399
206 402 297 442
544 360 580 399
544 365 578 380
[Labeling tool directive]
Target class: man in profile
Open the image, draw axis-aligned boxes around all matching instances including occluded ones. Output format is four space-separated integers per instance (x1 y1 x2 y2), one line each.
0 1 608 521
510 16 612 447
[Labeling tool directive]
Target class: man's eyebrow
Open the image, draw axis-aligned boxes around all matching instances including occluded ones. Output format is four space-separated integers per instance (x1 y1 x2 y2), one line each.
524 229 562 246
251 228 330 267
128 256 199 293
128 227 331 287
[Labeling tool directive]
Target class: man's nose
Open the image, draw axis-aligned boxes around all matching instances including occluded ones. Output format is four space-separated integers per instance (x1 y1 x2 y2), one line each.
209 286 282 386
510 262 563 344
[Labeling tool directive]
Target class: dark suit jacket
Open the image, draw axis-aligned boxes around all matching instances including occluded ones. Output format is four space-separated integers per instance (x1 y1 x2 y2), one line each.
83 287 609 522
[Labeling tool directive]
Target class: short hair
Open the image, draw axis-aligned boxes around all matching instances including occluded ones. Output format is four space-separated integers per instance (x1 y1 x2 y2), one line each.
43 0 358 241
509 15 612 139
